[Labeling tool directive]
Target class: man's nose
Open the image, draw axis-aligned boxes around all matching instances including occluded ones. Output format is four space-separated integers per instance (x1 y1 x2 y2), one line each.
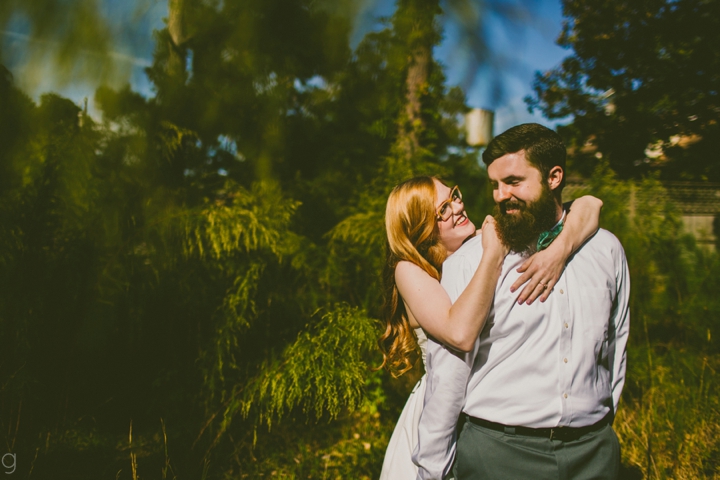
495 184 512 202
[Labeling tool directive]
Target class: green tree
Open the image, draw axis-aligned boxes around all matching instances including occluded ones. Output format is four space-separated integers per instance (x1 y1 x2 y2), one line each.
0 0 130 86
526 0 720 180
0 0 504 477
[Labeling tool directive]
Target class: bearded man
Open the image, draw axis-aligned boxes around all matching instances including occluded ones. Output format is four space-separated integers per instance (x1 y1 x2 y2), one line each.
413 123 630 480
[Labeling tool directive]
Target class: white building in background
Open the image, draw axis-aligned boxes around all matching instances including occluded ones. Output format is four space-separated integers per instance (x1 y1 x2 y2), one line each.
465 108 494 147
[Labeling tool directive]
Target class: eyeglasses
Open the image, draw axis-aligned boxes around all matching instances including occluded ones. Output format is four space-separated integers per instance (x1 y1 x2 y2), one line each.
436 185 463 221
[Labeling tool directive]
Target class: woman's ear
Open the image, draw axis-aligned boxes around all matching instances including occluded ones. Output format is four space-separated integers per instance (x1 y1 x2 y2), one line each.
547 166 564 191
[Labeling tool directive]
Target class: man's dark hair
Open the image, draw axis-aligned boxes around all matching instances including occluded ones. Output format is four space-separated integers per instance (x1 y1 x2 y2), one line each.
482 123 566 192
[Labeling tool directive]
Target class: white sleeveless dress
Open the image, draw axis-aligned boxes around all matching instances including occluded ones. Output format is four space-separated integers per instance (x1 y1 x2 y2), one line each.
379 328 428 480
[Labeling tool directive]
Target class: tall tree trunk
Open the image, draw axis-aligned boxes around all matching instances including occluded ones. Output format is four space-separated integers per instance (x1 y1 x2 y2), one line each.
393 0 441 164
167 0 186 78
400 45 429 159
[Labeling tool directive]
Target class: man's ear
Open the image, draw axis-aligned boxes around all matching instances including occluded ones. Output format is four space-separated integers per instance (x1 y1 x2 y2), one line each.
547 166 564 191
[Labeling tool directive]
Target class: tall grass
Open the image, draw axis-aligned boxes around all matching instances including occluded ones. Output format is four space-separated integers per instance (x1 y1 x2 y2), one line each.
567 169 720 478
616 350 720 478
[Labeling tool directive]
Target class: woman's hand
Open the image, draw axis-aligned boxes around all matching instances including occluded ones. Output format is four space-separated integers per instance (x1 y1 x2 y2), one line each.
510 195 603 305
510 242 570 305
480 216 508 260
394 214 509 352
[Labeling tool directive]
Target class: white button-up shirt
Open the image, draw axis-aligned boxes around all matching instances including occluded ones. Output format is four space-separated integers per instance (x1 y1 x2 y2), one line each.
412 229 630 480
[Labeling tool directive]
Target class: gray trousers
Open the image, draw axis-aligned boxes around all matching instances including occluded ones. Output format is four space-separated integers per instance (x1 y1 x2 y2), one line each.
452 419 620 480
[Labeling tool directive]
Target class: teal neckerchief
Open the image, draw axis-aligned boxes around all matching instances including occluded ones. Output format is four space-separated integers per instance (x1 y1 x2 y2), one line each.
536 221 564 252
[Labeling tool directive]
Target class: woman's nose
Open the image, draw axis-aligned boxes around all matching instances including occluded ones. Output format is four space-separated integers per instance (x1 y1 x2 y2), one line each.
451 200 463 215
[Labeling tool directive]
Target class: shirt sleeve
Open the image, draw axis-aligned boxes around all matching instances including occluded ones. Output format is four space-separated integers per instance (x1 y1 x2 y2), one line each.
412 247 480 479
609 239 630 412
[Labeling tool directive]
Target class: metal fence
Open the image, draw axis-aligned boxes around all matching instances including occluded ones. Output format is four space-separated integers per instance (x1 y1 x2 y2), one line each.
564 181 720 250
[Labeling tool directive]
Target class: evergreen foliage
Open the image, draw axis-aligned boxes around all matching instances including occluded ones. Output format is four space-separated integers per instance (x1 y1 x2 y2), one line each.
0 1 482 476
237 305 379 429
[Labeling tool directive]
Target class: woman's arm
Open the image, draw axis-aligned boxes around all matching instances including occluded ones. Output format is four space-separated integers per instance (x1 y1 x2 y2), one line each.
395 216 506 352
511 194 603 304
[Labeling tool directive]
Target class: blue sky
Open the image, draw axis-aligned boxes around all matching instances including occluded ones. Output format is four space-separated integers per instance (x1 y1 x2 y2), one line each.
435 0 568 132
353 0 569 132
2 0 569 132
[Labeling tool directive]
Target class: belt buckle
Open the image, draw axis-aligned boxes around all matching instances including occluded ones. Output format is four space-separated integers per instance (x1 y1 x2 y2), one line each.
549 428 555 440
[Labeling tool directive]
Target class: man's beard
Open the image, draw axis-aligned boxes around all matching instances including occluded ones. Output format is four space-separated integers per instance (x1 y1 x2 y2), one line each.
493 185 560 255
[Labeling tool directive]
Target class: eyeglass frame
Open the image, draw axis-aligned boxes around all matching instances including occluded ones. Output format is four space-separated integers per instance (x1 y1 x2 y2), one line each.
435 185 463 221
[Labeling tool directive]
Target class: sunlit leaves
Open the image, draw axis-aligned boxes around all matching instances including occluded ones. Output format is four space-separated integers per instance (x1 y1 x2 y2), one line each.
184 181 301 262
233 305 379 430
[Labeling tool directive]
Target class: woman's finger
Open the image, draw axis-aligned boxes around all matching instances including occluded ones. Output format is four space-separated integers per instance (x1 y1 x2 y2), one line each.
511 258 536 292
524 280 550 305
517 276 543 304
519 282 539 305
510 269 532 293
539 279 558 302
516 257 531 273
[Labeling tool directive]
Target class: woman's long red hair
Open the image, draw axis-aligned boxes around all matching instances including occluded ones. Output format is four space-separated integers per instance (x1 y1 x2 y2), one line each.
379 176 448 377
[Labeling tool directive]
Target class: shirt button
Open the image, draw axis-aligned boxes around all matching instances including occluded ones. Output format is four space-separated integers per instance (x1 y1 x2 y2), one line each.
559 289 564 294
563 393 568 399
563 358 568 363
564 323 569 329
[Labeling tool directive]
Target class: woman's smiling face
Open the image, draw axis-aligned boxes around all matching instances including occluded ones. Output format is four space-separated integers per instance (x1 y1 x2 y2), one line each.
433 179 475 255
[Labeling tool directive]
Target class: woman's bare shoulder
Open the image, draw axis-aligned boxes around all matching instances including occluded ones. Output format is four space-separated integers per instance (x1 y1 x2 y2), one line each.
395 260 425 278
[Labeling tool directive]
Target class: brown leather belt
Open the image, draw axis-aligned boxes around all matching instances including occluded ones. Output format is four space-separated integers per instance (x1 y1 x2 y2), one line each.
465 413 611 442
